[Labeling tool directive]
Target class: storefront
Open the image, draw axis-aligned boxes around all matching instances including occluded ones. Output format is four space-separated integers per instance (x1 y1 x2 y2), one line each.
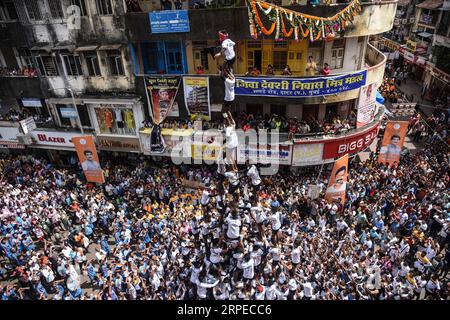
0 123 26 152
27 129 82 165
85 98 144 154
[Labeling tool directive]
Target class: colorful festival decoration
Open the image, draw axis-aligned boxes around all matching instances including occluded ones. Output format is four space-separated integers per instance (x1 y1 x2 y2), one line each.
247 0 362 42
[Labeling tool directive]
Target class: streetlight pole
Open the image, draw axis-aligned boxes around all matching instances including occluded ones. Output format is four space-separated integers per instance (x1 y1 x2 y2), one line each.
48 87 84 134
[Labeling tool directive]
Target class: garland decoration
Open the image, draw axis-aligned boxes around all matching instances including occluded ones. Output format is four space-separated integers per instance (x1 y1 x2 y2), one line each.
247 0 362 42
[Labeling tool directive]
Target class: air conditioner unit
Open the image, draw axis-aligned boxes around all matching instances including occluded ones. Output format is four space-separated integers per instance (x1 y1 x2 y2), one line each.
16 134 33 145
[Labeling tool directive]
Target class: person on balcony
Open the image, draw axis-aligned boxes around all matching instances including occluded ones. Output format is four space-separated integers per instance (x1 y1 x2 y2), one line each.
265 65 275 76
306 56 318 76
282 65 292 76
250 67 261 77
321 63 331 76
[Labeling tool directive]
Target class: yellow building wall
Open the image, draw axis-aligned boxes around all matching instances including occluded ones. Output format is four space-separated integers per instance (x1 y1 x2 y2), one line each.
186 40 195 74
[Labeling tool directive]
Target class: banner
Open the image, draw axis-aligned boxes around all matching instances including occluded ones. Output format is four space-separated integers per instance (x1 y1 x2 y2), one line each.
144 76 181 125
235 70 367 98
292 143 324 166
357 83 377 128
325 154 349 205
307 184 320 200
378 121 408 165
72 136 105 184
322 124 379 159
183 77 211 120
237 142 292 165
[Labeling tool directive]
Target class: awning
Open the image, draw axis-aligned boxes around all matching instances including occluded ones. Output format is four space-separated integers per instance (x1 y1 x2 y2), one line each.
74 45 98 52
53 44 76 51
98 44 123 51
416 0 443 10
30 44 52 53
417 31 433 38
82 98 138 105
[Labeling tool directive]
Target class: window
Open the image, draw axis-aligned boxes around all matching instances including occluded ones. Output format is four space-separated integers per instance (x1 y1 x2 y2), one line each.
95 106 135 135
332 39 345 48
24 0 42 21
17 48 34 69
96 0 113 15
84 51 101 76
247 40 262 48
273 51 287 70
309 41 324 49
194 50 208 70
0 1 19 20
273 41 288 48
36 56 59 76
77 105 91 127
331 48 344 69
62 54 82 76
107 50 124 75
70 0 87 16
48 0 64 19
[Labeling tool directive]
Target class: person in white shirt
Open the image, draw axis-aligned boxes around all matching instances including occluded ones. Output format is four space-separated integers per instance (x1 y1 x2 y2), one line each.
225 210 242 242
218 30 235 73
223 68 235 112
224 111 238 170
247 164 262 194
241 254 255 280
224 168 240 195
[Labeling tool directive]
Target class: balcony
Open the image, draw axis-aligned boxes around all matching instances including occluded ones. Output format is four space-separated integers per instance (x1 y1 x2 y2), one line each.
125 1 398 42
147 44 385 105
0 75 45 98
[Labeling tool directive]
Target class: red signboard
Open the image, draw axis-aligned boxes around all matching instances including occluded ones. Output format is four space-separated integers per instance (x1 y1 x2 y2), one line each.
322 124 380 159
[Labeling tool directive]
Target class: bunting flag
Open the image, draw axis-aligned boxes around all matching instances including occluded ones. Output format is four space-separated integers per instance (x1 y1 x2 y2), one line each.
247 0 362 42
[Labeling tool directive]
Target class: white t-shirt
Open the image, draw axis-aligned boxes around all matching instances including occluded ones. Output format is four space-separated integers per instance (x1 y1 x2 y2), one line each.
270 211 282 231
226 216 241 239
224 77 235 102
224 171 239 186
247 165 261 186
291 247 301 264
241 258 255 279
225 126 238 149
221 39 236 60
210 247 223 264
200 190 210 205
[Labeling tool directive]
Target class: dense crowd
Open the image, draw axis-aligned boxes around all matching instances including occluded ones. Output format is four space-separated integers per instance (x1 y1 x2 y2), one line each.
0 110 449 300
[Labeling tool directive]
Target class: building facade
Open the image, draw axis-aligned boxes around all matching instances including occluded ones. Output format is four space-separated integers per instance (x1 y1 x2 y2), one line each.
0 0 397 167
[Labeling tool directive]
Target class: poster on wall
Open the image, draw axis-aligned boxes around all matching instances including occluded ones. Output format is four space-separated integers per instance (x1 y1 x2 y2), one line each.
235 71 367 98
292 143 324 166
324 154 349 205
144 76 181 125
378 121 409 165
183 77 211 120
357 83 377 128
72 135 105 184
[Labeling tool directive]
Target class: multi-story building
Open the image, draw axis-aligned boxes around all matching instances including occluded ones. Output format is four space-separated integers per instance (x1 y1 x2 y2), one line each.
1 0 397 168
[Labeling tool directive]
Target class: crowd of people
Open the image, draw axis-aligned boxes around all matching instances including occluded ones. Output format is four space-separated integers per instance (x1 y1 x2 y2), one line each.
0 107 448 300
146 112 355 138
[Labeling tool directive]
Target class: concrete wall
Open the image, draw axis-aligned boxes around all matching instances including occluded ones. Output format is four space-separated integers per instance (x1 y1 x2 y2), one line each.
126 2 398 42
